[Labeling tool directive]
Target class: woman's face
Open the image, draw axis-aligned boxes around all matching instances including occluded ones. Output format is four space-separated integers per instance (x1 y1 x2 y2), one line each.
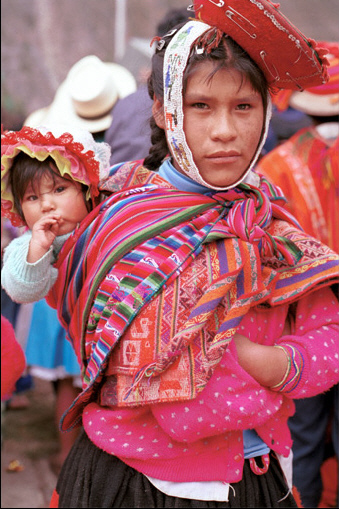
179 62 264 188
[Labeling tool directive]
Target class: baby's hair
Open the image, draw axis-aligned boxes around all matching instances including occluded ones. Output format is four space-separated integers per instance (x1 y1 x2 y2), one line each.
143 24 269 171
9 151 91 222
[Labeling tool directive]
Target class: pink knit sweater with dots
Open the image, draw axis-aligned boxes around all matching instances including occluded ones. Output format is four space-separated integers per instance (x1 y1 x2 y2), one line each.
83 287 339 483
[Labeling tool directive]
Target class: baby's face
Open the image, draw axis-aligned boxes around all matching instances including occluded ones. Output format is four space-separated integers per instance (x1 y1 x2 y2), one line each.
21 173 89 235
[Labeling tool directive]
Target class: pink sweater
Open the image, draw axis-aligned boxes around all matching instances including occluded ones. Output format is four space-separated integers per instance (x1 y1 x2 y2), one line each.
83 287 339 483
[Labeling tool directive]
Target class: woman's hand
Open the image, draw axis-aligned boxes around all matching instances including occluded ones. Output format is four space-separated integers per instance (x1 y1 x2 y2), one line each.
27 214 62 263
232 332 288 387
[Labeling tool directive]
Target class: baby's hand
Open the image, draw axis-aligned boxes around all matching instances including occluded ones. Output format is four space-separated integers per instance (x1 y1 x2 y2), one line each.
27 214 62 263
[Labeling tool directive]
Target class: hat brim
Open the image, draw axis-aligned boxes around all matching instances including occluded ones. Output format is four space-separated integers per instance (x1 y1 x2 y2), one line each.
289 90 339 116
24 62 137 133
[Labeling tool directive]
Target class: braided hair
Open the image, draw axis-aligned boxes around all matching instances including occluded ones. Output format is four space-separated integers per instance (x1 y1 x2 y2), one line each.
143 23 269 172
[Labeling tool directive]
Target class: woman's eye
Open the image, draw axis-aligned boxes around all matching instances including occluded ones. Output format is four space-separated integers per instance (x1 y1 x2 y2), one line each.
237 103 251 111
193 102 208 109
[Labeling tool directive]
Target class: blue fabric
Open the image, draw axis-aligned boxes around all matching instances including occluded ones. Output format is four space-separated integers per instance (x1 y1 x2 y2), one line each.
243 429 270 459
105 86 152 166
158 158 213 195
261 125 278 156
25 299 80 376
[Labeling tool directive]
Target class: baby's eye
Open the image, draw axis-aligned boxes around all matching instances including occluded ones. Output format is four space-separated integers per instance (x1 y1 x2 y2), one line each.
24 194 38 202
55 186 66 193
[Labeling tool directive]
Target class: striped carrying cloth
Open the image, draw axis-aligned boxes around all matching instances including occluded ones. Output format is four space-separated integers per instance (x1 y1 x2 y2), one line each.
46 162 339 430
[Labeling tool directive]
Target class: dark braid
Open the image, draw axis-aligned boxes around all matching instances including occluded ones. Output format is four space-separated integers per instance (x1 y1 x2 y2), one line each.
143 116 169 172
143 46 170 171
143 36 169 172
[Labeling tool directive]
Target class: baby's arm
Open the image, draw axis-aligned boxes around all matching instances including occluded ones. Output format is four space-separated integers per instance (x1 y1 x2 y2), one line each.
1 231 58 303
27 213 62 263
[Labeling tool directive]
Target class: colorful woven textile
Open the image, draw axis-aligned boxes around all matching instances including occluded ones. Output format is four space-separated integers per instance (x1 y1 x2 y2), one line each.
46 162 339 430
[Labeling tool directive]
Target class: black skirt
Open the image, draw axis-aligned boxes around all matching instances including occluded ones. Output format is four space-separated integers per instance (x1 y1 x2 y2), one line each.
55 429 298 508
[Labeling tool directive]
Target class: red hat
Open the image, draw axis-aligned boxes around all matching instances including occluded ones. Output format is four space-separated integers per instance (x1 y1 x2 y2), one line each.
272 42 339 112
193 0 329 91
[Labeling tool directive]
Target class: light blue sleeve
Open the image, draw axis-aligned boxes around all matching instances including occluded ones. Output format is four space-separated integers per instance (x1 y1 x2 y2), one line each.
1 231 59 303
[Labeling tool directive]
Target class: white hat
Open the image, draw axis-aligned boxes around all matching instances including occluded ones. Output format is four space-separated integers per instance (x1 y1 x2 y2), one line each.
24 55 137 133
289 44 339 117
289 88 339 117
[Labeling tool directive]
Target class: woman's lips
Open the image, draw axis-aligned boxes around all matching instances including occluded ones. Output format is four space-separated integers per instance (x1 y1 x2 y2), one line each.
206 151 241 163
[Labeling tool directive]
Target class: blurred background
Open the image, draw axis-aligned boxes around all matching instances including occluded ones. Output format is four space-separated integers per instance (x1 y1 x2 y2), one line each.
1 0 339 130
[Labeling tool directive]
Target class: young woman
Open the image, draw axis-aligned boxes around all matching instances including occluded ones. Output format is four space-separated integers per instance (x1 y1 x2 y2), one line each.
2 1 338 507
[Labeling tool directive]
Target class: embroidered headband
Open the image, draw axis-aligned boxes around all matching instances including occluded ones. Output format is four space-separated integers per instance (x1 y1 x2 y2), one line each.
1 124 111 227
192 0 329 91
163 20 272 190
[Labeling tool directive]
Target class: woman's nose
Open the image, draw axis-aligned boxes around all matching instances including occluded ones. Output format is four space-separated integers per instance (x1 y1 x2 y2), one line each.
210 111 237 141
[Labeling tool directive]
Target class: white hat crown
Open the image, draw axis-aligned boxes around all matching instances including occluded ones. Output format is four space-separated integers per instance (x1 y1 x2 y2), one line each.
68 55 119 118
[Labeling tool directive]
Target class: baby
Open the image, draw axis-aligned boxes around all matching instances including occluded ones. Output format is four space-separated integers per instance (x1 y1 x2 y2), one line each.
1 124 111 303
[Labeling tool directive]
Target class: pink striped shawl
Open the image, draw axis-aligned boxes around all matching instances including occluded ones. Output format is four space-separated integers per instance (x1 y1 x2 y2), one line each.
46 162 339 430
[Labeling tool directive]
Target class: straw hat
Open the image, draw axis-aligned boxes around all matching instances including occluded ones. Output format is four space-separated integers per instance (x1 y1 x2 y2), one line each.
24 56 137 133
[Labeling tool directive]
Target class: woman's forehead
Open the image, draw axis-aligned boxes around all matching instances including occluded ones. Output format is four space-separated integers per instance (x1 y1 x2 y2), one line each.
185 63 260 96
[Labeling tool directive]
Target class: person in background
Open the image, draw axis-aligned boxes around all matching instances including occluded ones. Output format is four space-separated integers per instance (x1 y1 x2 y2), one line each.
104 7 191 165
1 217 34 410
1 315 26 402
24 298 83 474
21 2 338 507
256 42 339 252
1 312 26 445
24 55 136 142
256 42 339 508
269 106 313 147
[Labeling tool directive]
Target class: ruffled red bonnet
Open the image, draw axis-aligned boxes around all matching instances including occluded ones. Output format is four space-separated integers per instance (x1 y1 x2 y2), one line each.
1 124 111 227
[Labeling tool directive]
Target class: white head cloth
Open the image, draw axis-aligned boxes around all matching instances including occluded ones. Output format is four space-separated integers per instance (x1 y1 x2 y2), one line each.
163 20 272 191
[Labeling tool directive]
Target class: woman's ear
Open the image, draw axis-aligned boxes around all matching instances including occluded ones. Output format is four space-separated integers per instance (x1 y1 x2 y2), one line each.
152 97 165 129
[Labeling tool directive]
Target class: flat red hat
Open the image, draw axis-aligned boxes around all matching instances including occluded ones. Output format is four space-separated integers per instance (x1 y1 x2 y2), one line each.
193 0 329 90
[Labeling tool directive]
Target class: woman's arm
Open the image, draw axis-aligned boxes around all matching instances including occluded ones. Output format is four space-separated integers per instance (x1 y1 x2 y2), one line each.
232 334 288 387
233 286 339 397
